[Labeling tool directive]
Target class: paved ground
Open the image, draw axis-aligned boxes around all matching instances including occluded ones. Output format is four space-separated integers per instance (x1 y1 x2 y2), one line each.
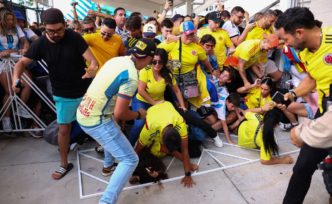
0 128 328 204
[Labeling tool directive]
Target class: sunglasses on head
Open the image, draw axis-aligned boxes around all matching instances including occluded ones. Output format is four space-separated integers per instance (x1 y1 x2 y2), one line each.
152 60 163 65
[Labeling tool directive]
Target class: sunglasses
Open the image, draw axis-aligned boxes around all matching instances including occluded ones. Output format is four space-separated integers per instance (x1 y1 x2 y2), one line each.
101 31 113 37
152 60 163 65
84 27 95 33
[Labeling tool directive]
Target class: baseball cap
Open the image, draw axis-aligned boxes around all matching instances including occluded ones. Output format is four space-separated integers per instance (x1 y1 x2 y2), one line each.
265 34 280 48
179 21 196 35
143 23 157 38
13 10 25 21
171 14 184 22
208 11 222 23
129 38 156 58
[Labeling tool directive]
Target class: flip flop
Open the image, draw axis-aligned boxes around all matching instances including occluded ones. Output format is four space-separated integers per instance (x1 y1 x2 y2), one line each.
52 163 74 180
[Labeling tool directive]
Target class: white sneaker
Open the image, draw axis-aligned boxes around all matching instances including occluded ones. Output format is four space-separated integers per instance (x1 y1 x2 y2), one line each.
16 106 32 119
28 131 43 139
213 135 224 147
2 117 12 132
279 122 292 131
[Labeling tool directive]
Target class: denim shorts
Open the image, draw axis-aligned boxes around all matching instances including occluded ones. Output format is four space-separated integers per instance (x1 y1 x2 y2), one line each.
53 96 82 124
304 103 314 119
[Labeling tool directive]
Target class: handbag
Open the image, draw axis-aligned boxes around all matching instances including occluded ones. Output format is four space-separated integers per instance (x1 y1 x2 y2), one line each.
177 38 200 99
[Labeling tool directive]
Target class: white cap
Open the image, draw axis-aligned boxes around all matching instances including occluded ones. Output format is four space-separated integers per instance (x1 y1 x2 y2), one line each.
143 23 157 37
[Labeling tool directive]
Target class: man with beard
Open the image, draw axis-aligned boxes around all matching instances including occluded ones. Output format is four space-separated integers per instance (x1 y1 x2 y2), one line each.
275 7 332 203
222 6 254 46
12 8 98 180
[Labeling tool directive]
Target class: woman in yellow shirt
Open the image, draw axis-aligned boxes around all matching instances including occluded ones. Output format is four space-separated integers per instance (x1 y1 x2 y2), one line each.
238 77 275 114
158 21 213 108
129 48 185 146
238 109 293 165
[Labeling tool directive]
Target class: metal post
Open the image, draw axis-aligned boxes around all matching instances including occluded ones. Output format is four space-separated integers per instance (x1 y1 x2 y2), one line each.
186 0 193 15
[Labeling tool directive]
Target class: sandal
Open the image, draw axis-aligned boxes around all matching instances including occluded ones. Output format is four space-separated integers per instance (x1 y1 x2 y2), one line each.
52 163 74 180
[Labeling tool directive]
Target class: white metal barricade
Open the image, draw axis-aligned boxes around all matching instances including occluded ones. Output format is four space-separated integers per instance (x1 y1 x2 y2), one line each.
0 55 55 133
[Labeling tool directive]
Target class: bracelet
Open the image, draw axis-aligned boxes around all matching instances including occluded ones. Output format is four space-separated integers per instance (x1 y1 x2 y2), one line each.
136 111 141 120
185 171 191 177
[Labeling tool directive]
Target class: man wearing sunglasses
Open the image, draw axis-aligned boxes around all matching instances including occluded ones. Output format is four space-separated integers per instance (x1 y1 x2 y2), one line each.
82 16 97 35
83 18 125 71
12 8 98 180
222 6 254 46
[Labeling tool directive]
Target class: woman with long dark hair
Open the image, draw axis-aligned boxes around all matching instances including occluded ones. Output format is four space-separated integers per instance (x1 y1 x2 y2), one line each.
238 108 293 165
129 48 185 146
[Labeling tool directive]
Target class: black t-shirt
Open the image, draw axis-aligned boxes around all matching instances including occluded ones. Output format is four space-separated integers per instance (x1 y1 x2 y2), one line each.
25 29 91 98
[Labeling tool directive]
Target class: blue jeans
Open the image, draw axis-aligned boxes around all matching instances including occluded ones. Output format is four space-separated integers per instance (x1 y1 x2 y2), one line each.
80 119 138 204
129 96 151 146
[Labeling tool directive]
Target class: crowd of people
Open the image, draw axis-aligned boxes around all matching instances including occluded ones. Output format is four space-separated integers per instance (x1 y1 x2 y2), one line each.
0 1 331 203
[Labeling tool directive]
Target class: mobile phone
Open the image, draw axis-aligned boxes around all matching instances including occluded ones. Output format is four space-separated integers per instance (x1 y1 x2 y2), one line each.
272 91 291 106
191 13 196 19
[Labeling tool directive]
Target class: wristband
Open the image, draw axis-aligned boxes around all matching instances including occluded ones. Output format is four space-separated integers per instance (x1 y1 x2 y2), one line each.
185 171 191 177
136 111 141 120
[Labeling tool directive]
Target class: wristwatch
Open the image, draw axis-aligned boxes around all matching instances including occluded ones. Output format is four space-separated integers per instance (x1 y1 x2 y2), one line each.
185 171 191 177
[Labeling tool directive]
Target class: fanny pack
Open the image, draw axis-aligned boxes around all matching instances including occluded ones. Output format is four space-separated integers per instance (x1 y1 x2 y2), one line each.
175 38 200 99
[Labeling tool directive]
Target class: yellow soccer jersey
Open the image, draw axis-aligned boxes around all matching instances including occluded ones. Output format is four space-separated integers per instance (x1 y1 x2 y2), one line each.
299 27 332 112
246 23 274 40
246 24 274 63
138 101 188 157
244 86 272 109
158 40 207 74
238 112 271 161
233 40 262 69
136 66 176 104
83 33 125 69
198 27 233 68
77 56 138 127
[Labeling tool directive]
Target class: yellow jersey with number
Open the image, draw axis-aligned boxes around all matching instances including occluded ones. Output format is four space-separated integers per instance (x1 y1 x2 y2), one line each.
299 27 332 112
198 27 233 68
